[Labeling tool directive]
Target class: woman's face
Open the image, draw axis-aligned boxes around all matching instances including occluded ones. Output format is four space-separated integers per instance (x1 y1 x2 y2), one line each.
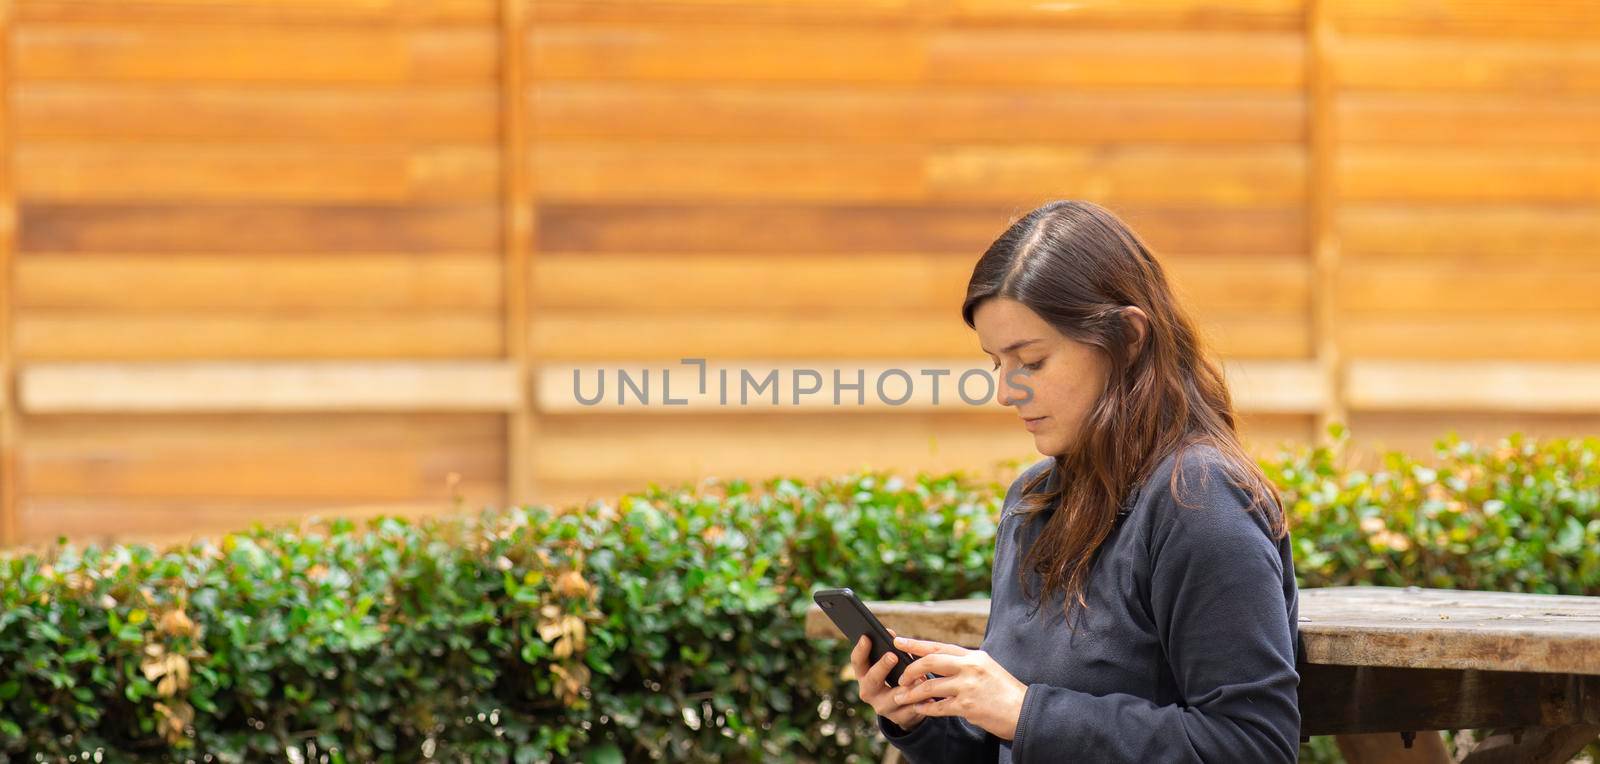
973 297 1113 457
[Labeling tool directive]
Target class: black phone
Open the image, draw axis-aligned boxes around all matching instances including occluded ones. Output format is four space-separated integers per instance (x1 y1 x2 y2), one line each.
814 587 938 688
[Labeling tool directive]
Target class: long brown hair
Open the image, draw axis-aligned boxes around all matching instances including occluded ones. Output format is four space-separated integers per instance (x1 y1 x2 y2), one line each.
961 200 1288 625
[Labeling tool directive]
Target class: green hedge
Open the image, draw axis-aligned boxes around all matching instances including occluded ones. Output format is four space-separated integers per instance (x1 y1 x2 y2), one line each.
2 426 1597 763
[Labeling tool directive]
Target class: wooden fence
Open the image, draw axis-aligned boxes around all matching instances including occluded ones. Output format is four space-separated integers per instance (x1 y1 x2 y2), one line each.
0 0 1597 544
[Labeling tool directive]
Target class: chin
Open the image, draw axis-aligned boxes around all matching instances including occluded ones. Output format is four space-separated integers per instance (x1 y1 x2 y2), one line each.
1032 435 1069 458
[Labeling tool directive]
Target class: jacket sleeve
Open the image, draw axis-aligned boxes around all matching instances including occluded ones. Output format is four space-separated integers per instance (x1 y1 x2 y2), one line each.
874 461 1053 763
1007 456 1302 763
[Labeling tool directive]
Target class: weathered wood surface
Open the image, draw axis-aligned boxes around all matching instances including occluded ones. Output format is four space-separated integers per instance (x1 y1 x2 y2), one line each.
806 586 1600 676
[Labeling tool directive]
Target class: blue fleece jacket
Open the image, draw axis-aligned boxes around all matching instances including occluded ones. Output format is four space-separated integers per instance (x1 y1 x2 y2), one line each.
878 443 1302 763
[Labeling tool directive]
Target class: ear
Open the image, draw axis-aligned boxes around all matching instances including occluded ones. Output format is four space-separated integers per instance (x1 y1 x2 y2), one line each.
1122 306 1149 359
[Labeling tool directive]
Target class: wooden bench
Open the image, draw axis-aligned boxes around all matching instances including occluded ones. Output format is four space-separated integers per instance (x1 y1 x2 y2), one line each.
805 586 1600 763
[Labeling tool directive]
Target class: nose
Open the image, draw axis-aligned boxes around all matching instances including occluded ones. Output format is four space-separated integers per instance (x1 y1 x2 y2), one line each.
997 372 1029 407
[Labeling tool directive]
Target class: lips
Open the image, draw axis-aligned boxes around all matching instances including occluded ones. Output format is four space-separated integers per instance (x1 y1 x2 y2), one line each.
1022 415 1048 431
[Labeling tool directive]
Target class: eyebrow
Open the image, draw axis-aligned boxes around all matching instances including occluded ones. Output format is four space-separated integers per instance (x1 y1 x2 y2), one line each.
981 338 1042 355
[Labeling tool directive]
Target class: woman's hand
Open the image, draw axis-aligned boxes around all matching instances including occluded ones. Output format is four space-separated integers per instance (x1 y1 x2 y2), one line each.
891 635 1029 741
850 629 930 732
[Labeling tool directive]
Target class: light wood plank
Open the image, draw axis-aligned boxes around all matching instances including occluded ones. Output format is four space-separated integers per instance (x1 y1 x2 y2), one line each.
532 84 1304 145
526 411 1310 507
1341 94 1600 147
532 253 1308 314
532 24 1303 87
530 311 1307 361
17 314 502 360
1337 37 1600 94
1341 317 1600 361
15 0 497 24
1339 206 1600 261
16 497 498 549
1342 148 1600 204
19 361 521 413
15 24 496 84
1335 0 1600 39
16 84 499 144
534 359 1323 414
1347 361 1600 413
1348 411 1600 464
948 0 1301 29
17 203 501 253
1339 264 1600 315
535 203 1306 257
531 143 1303 208
21 412 505 502
531 142 925 203
529 22 925 84
529 0 1299 30
923 144 1304 206
17 144 499 203
927 29 1303 88
16 253 501 311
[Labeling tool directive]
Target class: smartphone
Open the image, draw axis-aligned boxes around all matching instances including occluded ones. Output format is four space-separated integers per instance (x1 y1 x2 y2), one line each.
814 587 938 688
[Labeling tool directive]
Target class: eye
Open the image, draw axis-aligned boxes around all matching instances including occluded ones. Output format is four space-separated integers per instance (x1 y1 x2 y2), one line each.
1023 360 1044 372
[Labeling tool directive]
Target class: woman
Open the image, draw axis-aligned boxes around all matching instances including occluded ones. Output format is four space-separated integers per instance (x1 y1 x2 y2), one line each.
848 200 1302 762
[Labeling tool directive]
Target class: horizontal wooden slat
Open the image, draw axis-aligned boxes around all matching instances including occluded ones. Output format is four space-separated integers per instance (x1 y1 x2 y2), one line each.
530 23 1301 86
17 314 502 360
1337 37 1600 94
947 0 1301 29
20 361 520 413
535 359 1323 414
1342 148 1600 203
531 252 1308 313
17 144 499 203
17 85 499 143
926 30 1302 88
1341 94 1600 147
1340 264 1600 315
535 202 1306 256
1339 206 1600 261
1341 318 1600 361
1349 411 1600 462
15 0 497 24
15 24 496 84
528 0 1301 30
530 143 1303 205
529 22 924 84
1334 0 1600 39
526 409 1312 486
18 203 500 252
17 253 501 310
533 84 1304 144
20 412 504 501
1347 361 1600 413
16 498 486 549
530 311 1306 360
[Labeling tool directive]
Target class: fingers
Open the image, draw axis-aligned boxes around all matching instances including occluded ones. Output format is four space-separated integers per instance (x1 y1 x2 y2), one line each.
899 653 960 685
861 648 899 691
893 635 967 657
894 675 955 707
